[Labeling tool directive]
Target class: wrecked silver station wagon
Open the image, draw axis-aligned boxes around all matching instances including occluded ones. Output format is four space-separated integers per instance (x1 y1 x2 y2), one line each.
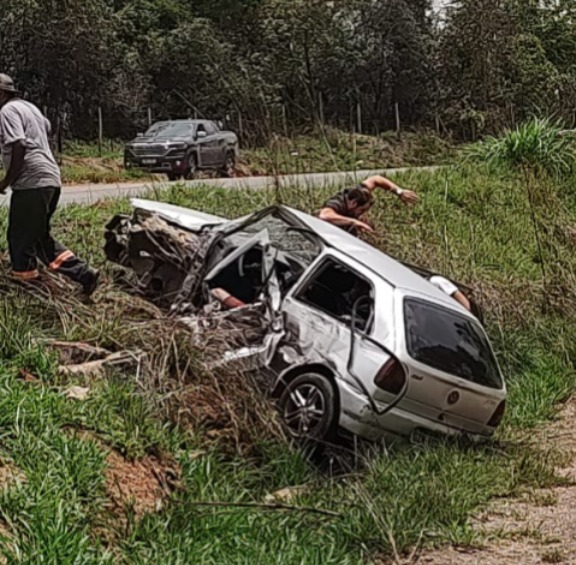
105 199 507 443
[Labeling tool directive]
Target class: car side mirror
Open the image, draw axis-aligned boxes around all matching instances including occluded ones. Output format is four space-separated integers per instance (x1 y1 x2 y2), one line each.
196 131 208 139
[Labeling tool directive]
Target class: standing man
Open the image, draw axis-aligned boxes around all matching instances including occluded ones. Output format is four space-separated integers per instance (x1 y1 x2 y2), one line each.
318 174 419 235
0 74 99 294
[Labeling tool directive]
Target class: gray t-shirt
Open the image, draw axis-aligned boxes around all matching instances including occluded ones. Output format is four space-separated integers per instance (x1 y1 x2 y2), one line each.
0 99 61 190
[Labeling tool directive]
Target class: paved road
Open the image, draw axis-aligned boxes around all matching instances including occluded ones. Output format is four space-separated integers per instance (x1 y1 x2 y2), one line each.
0 167 435 207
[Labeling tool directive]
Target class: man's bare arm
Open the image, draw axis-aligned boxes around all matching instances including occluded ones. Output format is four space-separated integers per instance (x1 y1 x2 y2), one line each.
211 288 247 309
362 175 419 205
0 141 25 192
452 290 471 312
318 207 374 232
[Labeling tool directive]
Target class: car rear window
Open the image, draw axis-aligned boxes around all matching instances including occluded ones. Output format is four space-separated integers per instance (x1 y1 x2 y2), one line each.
404 298 503 389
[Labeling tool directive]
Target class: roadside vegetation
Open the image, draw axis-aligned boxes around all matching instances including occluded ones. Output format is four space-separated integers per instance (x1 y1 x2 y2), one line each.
58 129 455 185
3 1 576 148
0 123 575 562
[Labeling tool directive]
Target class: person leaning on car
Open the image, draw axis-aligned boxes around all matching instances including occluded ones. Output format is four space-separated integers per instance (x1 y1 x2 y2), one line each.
428 275 471 312
318 175 419 235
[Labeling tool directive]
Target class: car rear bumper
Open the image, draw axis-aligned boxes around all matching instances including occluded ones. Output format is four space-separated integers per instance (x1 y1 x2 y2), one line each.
337 380 494 442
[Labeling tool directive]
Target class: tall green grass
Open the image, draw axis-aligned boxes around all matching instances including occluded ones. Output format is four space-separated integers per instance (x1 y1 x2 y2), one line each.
467 117 576 176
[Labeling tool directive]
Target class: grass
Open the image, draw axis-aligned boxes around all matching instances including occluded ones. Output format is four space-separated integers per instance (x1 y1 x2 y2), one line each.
0 159 573 562
57 129 455 184
467 117 576 176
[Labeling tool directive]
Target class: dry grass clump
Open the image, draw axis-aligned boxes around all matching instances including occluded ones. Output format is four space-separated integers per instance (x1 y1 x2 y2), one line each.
0 264 285 455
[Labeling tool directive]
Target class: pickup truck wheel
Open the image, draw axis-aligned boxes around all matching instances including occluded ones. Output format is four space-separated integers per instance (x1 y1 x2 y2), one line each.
279 373 337 441
222 152 236 178
184 154 198 180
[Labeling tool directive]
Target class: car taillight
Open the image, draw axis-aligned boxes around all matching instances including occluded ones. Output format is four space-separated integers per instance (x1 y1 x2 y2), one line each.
374 357 406 395
487 400 506 428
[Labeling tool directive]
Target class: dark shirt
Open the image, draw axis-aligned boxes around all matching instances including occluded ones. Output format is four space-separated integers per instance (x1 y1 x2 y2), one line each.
321 185 365 235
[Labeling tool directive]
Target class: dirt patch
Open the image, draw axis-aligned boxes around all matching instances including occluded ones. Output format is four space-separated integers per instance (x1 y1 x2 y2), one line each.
0 461 24 492
0 461 25 554
104 450 181 519
403 397 576 565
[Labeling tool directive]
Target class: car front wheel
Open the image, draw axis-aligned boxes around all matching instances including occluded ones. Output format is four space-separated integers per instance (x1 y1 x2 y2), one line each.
184 154 198 180
222 152 236 178
279 373 337 441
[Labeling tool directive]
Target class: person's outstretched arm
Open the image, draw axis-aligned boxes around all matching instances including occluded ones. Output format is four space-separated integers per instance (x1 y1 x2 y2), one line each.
361 175 419 205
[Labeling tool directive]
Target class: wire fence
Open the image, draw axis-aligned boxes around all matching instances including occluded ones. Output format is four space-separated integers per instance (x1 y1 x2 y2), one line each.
44 99 444 160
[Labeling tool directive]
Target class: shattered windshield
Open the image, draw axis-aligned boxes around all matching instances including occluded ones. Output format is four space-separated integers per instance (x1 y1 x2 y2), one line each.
236 213 321 267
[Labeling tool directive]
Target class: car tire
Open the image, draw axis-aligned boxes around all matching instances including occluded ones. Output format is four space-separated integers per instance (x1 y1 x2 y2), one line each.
184 154 198 180
222 152 236 178
278 373 337 442
167 172 181 182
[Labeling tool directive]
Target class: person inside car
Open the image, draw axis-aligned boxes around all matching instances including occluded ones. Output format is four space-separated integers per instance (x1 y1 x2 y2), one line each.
318 174 419 235
211 287 247 310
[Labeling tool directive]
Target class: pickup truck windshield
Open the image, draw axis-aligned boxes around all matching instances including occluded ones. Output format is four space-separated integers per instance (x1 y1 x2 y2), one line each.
147 123 194 138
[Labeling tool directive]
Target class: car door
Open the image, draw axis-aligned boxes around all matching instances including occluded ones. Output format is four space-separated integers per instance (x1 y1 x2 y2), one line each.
196 122 220 167
203 228 283 369
204 228 269 284
195 123 211 167
273 255 392 397
205 121 226 166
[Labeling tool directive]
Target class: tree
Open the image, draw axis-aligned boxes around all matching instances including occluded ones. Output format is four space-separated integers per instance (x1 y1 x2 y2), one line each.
0 0 121 136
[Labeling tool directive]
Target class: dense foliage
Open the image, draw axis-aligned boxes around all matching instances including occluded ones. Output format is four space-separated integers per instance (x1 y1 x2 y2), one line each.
0 0 575 143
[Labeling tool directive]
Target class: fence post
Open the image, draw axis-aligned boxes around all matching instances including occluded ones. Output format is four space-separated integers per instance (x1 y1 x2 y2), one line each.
356 100 362 135
282 103 288 138
435 111 441 136
395 102 401 141
238 112 243 143
508 102 515 128
148 107 152 127
98 107 103 157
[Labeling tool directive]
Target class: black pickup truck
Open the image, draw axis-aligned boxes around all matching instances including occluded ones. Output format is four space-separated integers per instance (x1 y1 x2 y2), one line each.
124 119 239 181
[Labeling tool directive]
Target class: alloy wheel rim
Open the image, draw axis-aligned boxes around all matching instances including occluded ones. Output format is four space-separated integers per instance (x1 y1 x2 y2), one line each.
283 383 326 437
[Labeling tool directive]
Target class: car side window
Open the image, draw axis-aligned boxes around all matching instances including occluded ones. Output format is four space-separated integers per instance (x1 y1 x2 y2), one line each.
295 258 374 332
204 122 216 135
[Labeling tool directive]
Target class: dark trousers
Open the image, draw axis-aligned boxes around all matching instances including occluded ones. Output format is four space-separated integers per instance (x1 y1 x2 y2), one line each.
8 187 90 283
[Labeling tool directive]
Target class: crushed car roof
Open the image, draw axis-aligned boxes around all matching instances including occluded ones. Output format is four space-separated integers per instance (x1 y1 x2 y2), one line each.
131 199 466 310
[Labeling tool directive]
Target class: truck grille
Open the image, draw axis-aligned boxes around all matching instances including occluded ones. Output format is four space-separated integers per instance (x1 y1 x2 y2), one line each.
131 144 167 157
